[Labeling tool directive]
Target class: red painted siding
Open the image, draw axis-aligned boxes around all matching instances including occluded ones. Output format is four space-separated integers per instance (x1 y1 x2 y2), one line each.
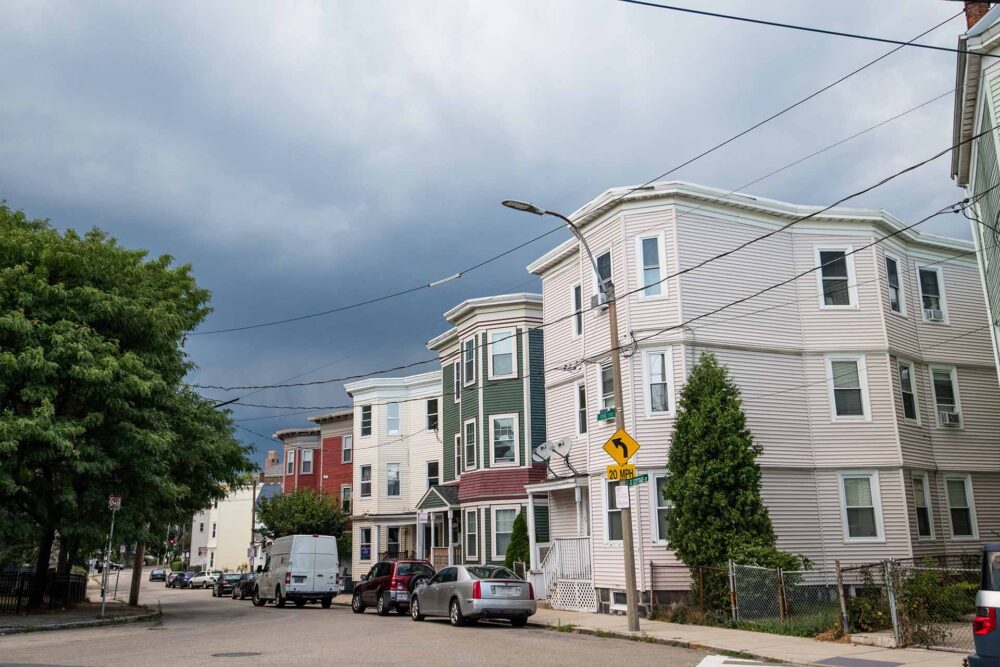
457 465 546 503
296 448 318 491
320 436 352 497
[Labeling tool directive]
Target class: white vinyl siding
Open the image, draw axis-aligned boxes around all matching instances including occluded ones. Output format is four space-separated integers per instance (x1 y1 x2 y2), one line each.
816 247 857 308
885 254 905 315
636 232 666 298
838 471 884 542
917 265 947 322
489 414 519 467
642 347 674 417
945 474 977 539
826 355 870 421
912 472 933 539
488 329 516 379
386 402 401 436
930 366 962 427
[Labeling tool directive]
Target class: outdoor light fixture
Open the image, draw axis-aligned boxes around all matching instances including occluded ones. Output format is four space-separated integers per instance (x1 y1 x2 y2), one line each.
501 199 545 216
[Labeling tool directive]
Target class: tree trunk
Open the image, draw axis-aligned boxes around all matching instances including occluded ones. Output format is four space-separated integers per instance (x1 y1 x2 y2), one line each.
128 541 145 607
56 535 70 576
29 526 55 607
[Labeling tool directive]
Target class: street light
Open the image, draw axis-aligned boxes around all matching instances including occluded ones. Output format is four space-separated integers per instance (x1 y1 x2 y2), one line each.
501 199 640 632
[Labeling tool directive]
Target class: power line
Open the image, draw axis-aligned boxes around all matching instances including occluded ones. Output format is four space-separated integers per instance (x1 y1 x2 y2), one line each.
618 2 989 59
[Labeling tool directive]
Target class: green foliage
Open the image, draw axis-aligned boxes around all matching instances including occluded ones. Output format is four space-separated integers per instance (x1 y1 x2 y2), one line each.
504 511 530 569
170 559 183 572
256 489 348 540
665 354 776 571
0 204 253 594
728 543 811 572
847 570 892 633
896 564 978 646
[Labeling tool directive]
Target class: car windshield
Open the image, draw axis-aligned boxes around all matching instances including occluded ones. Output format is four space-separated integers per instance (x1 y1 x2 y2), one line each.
396 563 434 577
222 574 241 581
212 571 223 576
465 566 519 580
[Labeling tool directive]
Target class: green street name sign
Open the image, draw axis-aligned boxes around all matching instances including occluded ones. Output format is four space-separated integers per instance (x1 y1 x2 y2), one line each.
596 408 617 422
626 474 649 487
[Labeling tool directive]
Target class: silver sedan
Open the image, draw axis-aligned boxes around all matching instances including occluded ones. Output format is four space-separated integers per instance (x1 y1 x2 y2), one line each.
409 565 536 627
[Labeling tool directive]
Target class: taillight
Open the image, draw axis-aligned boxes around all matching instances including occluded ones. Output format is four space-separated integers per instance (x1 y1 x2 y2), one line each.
975 607 997 635
391 579 405 591
472 581 481 599
527 583 534 600
284 572 291 585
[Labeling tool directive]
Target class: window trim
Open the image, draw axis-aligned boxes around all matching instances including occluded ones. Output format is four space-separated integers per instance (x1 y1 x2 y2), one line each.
465 509 479 561
814 246 858 309
635 231 667 299
490 505 520 562
944 472 978 540
386 462 401 498
836 470 885 543
592 248 613 299
825 354 871 422
884 253 906 317
641 347 675 418
489 413 520 467
386 402 401 436
929 364 963 428
572 284 583 337
341 485 352 515
426 460 439 489
359 527 372 561
463 418 477 471
604 477 624 545
597 361 615 421
650 471 671 544
487 328 518 380
574 381 588 436
463 337 477 387
360 405 372 437
342 435 353 464
897 360 920 425
454 433 462 480
300 448 313 474
453 360 462 404
916 264 949 324
426 398 439 431
360 464 372 498
286 449 295 475
912 472 933 541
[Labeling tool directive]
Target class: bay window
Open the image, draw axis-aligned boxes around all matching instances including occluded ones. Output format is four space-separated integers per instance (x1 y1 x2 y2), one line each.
360 465 371 497
572 285 583 336
827 356 868 419
918 266 946 321
897 361 918 422
466 510 479 560
463 338 476 385
386 402 400 436
490 414 518 465
386 463 400 497
464 419 477 470
637 233 664 297
575 382 588 435
931 366 961 426
489 329 516 379
606 479 623 542
912 473 932 539
426 398 439 431
885 255 904 314
492 508 517 561
643 348 672 416
817 248 856 307
839 472 883 541
946 474 977 538
360 405 372 436
286 449 295 475
300 448 313 474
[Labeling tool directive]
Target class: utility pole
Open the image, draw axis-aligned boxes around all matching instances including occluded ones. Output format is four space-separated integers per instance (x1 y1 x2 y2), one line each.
101 495 121 620
501 199 640 632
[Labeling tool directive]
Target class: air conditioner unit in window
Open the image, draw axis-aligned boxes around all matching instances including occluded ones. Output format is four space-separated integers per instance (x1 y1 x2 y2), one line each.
938 410 961 426
591 293 609 311
924 309 944 322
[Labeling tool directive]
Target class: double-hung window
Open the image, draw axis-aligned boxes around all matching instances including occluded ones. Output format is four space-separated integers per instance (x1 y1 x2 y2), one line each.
606 479 623 542
342 435 353 464
885 255 904 314
386 463 400 497
643 348 672 416
463 338 476 385
465 510 479 560
211 522 217 538
594 250 612 299
464 419 477 470
897 361 918 422
426 399 439 431
489 329 516 379
360 465 372 497
839 472 883 541
572 285 583 336
931 366 961 426
341 485 352 514
454 434 462 477
492 508 517 561
575 382 588 435
386 402 401 436
359 527 372 560
286 449 295 475
652 474 671 542
946 474 977 538
490 414 518 466
817 248 855 307
637 233 665 297
912 473 932 539
918 266 946 322
360 405 372 436
453 360 462 402
426 461 439 489
827 356 868 420
599 362 615 419
301 449 313 474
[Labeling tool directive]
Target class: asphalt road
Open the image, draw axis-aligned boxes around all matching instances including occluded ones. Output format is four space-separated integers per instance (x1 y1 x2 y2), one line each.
0 569 717 666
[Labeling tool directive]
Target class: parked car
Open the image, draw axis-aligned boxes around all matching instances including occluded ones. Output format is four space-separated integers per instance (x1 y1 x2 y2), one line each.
410 565 534 627
231 573 256 600
189 571 221 589
165 571 182 586
252 534 341 608
148 569 167 582
170 571 197 588
213 573 242 597
352 559 435 616
971 543 1000 666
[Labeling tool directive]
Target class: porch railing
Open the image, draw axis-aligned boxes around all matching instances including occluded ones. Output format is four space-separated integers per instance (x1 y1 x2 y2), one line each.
378 550 414 561
538 537 591 599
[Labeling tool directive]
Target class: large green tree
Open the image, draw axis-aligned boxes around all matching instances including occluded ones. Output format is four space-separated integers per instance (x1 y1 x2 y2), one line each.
664 353 775 568
0 205 252 604
503 511 530 570
256 489 348 540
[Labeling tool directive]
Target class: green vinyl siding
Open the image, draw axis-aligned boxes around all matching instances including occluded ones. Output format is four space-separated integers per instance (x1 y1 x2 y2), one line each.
417 491 447 510
441 362 461 482
528 329 547 454
534 503 549 543
481 329 526 468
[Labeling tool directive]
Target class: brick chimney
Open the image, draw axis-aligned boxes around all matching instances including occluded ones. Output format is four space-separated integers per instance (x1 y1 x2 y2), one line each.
265 450 278 467
966 2 991 29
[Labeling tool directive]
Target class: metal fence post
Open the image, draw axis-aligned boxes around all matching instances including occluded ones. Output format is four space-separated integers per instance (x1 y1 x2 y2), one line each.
835 560 849 635
698 567 705 614
884 560 902 647
777 567 787 621
728 559 738 622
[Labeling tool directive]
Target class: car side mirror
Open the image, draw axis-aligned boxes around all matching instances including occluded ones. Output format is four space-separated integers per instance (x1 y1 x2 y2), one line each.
256 565 262 573
360 574 368 581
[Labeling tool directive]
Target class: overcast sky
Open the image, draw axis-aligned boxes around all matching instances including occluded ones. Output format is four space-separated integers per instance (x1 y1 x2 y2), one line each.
0 0 972 463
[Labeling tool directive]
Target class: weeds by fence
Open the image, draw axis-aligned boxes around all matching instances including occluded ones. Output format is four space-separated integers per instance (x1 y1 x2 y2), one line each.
0 571 88 614
650 555 978 652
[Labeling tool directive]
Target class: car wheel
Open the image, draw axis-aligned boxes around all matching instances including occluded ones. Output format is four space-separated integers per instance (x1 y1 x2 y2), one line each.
410 596 424 622
449 598 465 627
376 591 391 616
251 585 266 607
275 586 286 608
321 597 332 609
511 617 528 628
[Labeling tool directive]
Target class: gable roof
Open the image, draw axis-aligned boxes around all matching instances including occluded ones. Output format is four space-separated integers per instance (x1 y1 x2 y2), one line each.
415 484 460 510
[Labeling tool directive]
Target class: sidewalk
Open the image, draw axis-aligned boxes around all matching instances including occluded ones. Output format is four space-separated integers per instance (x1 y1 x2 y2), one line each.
529 607 964 667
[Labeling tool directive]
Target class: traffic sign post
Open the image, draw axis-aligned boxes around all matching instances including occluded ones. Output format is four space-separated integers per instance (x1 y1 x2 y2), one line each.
101 495 121 620
603 428 640 466
606 464 637 481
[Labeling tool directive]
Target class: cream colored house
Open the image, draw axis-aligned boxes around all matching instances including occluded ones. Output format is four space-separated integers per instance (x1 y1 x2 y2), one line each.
345 371 441 584
189 485 255 571
524 181 1000 613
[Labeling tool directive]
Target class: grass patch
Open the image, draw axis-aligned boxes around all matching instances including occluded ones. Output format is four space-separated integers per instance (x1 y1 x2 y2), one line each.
548 622 579 633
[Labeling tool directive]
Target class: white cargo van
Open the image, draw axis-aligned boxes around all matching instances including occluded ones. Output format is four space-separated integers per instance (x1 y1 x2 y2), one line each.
252 534 340 608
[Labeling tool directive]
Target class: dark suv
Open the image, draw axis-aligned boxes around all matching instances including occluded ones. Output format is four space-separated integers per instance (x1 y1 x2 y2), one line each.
352 560 434 616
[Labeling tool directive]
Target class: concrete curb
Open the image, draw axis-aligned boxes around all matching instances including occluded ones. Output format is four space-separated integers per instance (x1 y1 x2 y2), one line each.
0 609 160 636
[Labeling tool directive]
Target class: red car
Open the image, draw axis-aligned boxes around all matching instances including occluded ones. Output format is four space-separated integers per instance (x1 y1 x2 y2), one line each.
352 560 435 616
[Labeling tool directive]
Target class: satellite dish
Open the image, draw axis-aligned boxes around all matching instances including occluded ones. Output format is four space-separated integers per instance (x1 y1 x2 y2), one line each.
551 436 573 457
533 441 554 463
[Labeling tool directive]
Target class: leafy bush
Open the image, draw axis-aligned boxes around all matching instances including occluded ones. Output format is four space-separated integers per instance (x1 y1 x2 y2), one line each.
170 559 183 571
847 571 892 633
504 512 530 569
896 564 978 646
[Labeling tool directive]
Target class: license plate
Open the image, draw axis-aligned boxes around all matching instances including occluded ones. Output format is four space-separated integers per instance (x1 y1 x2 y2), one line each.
491 585 520 597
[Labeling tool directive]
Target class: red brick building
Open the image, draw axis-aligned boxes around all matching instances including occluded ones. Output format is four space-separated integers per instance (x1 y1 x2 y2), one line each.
274 410 354 512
